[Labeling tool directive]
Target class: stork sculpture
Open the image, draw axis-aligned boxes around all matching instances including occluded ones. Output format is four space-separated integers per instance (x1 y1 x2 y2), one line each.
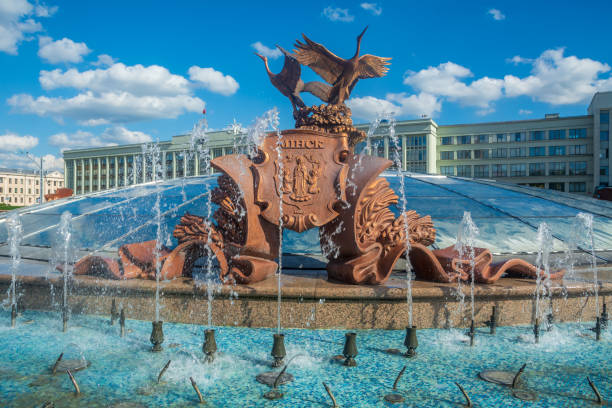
293 26 391 105
256 46 332 118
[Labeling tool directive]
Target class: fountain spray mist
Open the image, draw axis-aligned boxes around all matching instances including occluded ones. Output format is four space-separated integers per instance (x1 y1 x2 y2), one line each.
576 213 598 317
385 114 414 326
456 212 479 325
56 211 74 332
6 213 22 327
143 143 164 322
189 116 216 327
535 223 552 325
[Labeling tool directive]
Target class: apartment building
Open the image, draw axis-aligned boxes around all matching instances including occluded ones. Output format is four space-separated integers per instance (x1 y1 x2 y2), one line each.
0 168 64 206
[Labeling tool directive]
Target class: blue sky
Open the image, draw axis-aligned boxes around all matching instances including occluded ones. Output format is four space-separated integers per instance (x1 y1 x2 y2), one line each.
1 0 611 171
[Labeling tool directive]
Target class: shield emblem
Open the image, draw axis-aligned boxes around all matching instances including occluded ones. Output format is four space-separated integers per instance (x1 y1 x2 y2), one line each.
252 129 349 232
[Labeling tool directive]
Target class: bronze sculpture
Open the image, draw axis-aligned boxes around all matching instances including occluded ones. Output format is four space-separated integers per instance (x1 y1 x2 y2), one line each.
256 46 332 119
293 26 390 105
72 28 564 286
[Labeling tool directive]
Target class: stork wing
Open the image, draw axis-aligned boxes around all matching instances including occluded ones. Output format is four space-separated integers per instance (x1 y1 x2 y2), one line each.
302 81 332 103
293 34 345 85
356 55 391 79
276 45 301 91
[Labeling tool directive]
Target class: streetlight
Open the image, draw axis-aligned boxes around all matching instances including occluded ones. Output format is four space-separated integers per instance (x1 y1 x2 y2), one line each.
23 152 45 205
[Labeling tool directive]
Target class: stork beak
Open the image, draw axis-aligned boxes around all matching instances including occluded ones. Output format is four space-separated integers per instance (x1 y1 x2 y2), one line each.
358 26 368 40
254 52 266 61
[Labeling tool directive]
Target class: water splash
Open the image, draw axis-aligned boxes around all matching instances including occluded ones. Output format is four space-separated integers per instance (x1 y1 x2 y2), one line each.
535 223 553 324
143 142 165 322
5 213 23 321
55 211 75 330
455 212 479 325
575 213 598 317
385 114 415 326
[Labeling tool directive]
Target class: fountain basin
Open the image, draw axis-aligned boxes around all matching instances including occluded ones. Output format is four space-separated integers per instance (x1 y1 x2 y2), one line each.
0 309 610 407
1 262 610 330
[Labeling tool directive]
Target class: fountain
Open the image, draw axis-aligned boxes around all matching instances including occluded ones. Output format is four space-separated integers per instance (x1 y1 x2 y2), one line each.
6 212 22 327
0 27 611 407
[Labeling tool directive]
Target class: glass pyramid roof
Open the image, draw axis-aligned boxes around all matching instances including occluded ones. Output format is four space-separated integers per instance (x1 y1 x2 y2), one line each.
1 174 611 262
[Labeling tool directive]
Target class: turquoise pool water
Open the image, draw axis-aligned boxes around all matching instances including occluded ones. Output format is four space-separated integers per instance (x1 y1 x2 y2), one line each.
0 310 610 407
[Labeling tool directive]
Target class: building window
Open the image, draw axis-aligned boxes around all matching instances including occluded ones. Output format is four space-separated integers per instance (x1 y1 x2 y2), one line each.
600 148 609 159
549 146 566 156
473 149 489 159
473 165 489 178
496 133 506 143
476 134 489 144
508 147 527 157
529 163 545 176
457 135 471 145
567 145 587 155
549 182 565 192
601 110 610 124
601 131 609 141
549 129 566 140
441 137 453 145
529 131 545 141
212 148 223 158
513 132 526 142
529 146 546 156
491 148 507 158
440 166 454 176
549 162 566 176
225 147 234 155
510 164 526 177
569 161 587 176
440 151 454 160
457 150 471 159
569 128 587 139
569 182 586 193
600 166 609 176
456 165 471 177
492 164 507 177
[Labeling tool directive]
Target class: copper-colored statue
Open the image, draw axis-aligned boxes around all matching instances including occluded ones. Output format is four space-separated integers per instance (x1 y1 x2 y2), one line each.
256 46 331 119
293 26 390 105
73 28 564 287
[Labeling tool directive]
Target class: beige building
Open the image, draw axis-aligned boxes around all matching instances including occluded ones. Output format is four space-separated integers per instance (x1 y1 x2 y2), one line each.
0 168 64 206
63 92 612 196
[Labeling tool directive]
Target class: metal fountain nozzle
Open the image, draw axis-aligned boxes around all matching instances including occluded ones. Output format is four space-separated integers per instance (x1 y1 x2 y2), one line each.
533 318 540 344
342 332 358 367
150 321 164 352
119 307 126 338
404 325 418 358
203 329 217 362
11 304 16 328
110 298 118 326
271 333 286 367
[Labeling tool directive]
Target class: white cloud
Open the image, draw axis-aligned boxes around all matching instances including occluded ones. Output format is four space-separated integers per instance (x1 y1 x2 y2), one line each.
8 91 205 124
251 42 282 59
404 62 504 109
518 109 532 115
34 3 57 17
507 55 532 65
504 48 611 104
0 0 50 54
360 2 382 15
37 36 91 64
323 6 354 22
188 66 239 96
49 126 152 151
348 92 441 121
40 63 192 95
92 54 117 67
488 8 505 20
0 152 63 172
0 132 38 150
